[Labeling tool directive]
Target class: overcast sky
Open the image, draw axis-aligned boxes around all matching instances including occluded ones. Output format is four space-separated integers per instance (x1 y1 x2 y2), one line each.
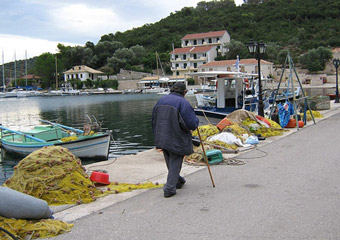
1 0 243 63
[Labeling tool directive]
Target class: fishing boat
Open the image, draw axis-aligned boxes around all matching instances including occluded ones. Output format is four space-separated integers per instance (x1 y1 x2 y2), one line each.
191 71 266 124
0 120 111 160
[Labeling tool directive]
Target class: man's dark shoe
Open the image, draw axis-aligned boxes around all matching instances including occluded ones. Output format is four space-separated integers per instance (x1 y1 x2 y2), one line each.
164 191 176 198
176 179 186 189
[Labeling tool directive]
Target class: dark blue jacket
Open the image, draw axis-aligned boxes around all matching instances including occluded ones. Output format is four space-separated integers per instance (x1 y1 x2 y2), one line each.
152 93 199 155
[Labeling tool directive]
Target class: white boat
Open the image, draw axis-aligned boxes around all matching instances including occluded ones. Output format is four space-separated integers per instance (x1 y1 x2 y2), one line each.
0 120 111 160
5 89 30 98
191 71 264 124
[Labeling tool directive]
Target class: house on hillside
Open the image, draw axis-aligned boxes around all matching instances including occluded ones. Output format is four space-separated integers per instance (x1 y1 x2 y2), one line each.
170 46 217 77
181 30 230 54
170 30 231 78
198 59 274 78
63 65 103 82
18 74 41 87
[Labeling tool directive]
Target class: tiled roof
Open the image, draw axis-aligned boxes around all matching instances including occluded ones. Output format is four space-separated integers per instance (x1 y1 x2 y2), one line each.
64 65 103 74
170 46 214 54
182 30 227 40
20 74 41 79
199 59 273 68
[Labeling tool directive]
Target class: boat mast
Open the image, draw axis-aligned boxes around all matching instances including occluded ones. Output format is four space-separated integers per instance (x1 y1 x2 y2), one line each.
55 56 58 90
156 51 159 80
25 50 28 88
2 50 5 92
14 51 17 87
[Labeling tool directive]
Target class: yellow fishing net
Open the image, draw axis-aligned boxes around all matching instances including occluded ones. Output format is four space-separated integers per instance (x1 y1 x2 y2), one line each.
1 146 162 239
222 123 250 136
300 110 324 121
0 217 73 239
192 124 219 140
241 117 287 138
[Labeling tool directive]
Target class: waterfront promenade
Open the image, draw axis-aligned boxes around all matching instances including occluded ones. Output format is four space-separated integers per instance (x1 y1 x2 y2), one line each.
51 102 340 240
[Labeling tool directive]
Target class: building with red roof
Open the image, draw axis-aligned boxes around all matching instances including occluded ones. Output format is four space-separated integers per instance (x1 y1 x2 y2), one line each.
170 30 230 77
198 59 274 78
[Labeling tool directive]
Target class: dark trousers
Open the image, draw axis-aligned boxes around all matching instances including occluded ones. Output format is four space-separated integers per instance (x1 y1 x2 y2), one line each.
162 149 185 194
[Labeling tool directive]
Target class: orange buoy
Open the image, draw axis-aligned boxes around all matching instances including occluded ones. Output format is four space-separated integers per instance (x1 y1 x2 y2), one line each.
216 118 233 131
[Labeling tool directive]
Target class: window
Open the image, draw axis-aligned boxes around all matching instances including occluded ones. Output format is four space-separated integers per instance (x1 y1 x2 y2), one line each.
184 63 187 68
183 55 186 60
209 38 212 43
202 39 205 44
175 54 178 59
176 63 179 68
193 54 197 59
185 40 188 46
194 63 197 68
194 40 197 45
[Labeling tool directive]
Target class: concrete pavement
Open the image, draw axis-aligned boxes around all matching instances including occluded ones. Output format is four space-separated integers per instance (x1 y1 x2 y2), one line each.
51 102 340 240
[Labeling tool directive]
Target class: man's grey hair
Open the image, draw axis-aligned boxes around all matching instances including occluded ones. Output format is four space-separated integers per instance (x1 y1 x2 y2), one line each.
170 82 187 95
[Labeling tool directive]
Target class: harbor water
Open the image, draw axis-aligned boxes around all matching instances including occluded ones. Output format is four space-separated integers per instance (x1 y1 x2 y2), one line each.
0 93 166 185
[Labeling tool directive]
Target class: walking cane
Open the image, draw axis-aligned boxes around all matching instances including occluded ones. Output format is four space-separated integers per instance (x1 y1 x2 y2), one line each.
196 128 216 188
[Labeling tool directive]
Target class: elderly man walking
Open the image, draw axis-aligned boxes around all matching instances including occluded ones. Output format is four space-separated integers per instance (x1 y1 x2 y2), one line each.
152 82 199 198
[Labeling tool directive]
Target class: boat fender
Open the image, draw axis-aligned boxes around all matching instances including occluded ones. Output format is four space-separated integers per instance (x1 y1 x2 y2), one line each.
0 187 53 220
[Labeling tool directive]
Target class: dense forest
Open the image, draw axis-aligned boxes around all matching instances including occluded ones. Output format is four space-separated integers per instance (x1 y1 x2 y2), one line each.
2 0 339 89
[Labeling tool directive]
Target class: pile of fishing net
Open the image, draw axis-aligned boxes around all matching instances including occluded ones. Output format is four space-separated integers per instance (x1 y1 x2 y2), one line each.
1 146 161 239
300 110 324 121
186 110 288 164
4 146 161 205
0 217 73 239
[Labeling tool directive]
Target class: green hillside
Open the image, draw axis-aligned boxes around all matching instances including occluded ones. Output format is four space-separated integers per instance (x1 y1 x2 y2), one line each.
2 0 339 88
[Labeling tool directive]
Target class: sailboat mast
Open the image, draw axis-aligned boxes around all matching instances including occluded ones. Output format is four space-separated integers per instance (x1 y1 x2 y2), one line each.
156 51 159 80
55 56 58 90
2 50 5 92
25 50 28 87
14 51 17 87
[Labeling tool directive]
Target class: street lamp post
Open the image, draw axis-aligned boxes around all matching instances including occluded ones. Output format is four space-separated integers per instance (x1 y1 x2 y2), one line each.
246 40 267 117
332 58 340 103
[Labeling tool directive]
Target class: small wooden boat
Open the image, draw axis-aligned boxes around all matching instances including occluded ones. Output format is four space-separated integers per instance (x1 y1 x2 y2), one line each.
0 120 111 160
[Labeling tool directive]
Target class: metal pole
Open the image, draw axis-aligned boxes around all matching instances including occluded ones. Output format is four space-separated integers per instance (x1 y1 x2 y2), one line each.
257 49 264 117
2 50 5 92
336 66 339 103
333 59 340 103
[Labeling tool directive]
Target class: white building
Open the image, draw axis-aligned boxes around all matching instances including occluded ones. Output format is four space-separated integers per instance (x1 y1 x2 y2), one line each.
170 30 231 77
170 46 217 77
198 59 274 78
64 65 103 82
181 30 230 54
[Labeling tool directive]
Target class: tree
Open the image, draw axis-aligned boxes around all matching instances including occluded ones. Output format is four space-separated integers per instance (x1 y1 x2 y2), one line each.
223 40 249 60
299 47 332 72
107 48 135 73
34 53 56 89
93 41 124 68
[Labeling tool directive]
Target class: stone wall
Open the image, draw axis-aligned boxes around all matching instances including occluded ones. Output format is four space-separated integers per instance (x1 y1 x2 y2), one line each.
117 69 152 80
117 80 140 90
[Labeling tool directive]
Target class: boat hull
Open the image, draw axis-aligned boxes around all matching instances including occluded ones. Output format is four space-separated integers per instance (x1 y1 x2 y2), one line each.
1 133 111 160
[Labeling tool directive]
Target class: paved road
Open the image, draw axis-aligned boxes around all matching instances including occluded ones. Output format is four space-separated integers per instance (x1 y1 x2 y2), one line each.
53 112 340 240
